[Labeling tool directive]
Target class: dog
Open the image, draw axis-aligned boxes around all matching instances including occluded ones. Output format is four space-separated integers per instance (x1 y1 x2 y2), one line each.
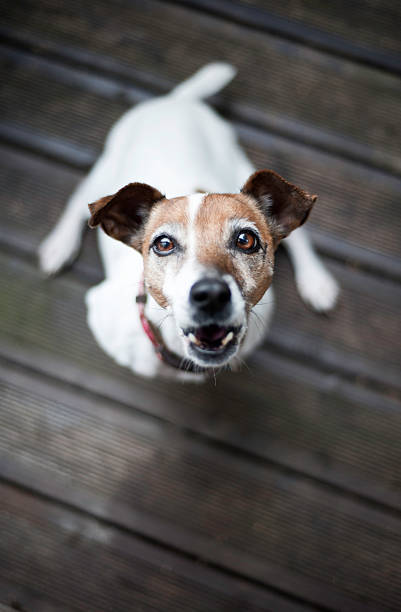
39 63 339 380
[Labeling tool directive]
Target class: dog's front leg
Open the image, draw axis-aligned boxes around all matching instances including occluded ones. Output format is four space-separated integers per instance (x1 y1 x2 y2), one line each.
283 226 339 312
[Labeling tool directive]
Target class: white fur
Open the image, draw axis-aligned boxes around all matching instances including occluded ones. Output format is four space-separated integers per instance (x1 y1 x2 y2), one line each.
187 192 205 260
283 228 339 311
38 62 339 380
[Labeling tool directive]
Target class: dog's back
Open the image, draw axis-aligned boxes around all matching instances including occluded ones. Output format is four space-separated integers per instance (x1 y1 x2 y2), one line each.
91 63 252 200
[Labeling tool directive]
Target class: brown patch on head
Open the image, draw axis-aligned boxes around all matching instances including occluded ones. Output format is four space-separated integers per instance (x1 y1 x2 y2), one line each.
142 196 189 249
142 196 190 308
195 193 275 307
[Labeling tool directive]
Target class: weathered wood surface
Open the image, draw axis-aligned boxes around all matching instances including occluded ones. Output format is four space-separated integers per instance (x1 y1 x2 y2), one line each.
1 0 401 610
2 484 307 612
175 0 401 72
1 0 401 175
1 364 400 612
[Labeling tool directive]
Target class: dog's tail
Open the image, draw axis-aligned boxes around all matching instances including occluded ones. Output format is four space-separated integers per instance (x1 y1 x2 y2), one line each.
170 62 237 101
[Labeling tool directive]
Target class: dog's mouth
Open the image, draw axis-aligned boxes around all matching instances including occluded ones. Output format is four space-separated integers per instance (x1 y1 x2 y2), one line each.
183 324 241 364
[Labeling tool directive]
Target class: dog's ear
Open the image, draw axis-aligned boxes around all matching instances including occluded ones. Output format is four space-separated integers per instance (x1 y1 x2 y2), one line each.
241 170 317 245
88 182 164 250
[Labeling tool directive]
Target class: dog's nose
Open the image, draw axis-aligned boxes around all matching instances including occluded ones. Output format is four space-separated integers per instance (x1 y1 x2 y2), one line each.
190 279 231 314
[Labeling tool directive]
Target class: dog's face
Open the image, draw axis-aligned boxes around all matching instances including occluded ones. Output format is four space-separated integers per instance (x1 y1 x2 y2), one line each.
89 170 316 368
141 191 275 366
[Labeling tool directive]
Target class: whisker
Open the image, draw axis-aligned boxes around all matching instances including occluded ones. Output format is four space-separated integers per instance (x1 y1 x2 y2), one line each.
252 310 265 328
255 298 274 307
156 313 173 331
249 310 265 341
233 354 252 375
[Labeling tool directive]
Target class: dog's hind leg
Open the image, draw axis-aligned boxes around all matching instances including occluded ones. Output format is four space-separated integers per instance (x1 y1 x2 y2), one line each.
38 153 112 275
283 226 339 312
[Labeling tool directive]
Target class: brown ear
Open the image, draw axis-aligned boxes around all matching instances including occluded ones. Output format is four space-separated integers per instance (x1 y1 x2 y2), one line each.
241 170 317 245
88 182 164 250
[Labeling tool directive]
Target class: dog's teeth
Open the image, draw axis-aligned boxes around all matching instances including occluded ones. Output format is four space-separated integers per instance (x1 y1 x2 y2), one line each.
221 331 234 346
188 333 198 344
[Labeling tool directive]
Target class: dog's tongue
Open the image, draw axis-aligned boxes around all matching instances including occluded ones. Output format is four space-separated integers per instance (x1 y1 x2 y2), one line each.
196 325 226 343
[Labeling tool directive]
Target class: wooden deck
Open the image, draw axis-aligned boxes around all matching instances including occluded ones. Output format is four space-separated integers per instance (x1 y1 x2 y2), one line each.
1 1 400 610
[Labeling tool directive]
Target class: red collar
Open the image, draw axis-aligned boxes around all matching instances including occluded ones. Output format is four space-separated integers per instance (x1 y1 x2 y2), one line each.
136 276 205 374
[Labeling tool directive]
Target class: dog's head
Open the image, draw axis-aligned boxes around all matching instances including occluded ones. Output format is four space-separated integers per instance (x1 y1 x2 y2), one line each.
89 170 316 368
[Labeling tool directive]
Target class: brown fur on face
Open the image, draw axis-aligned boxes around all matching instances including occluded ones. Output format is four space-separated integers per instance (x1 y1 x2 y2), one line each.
141 196 190 308
195 193 275 307
139 191 276 310
142 196 190 246
88 170 316 312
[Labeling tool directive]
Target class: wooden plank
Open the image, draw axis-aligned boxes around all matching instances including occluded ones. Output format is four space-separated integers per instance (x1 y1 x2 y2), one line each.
0 605 31 612
173 0 401 73
0 584 72 612
272 251 401 390
236 0 401 57
1 0 401 175
0 144 102 282
0 367 399 612
0 254 400 512
0 47 127 155
237 123 401 264
1 47 401 271
1 144 400 389
0 484 307 612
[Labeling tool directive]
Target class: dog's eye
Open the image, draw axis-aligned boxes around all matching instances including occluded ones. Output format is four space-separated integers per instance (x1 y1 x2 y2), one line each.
235 230 259 253
152 235 175 256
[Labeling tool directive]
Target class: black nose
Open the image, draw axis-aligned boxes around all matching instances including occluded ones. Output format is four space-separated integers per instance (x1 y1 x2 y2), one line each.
190 279 231 315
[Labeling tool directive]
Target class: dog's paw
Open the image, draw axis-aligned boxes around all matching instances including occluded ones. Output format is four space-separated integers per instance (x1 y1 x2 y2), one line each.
38 223 81 275
296 262 340 313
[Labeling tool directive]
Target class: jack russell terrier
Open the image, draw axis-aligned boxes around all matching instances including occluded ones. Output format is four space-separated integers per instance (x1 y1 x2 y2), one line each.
39 63 339 380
